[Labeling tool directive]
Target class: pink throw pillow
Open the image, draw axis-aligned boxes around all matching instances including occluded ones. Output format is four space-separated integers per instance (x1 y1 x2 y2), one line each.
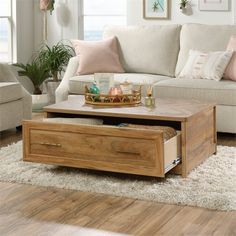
72 37 124 75
224 36 236 81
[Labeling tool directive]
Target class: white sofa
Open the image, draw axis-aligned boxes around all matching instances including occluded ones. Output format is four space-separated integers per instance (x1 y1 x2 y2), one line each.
56 24 236 133
0 64 32 131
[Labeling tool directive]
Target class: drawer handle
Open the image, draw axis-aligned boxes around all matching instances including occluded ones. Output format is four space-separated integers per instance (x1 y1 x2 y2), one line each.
33 142 62 147
116 150 140 155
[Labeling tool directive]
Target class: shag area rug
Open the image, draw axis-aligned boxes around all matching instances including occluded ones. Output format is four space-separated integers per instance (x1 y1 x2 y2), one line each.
0 142 235 211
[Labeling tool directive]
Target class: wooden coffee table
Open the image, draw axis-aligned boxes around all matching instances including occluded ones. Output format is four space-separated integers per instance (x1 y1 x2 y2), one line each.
23 96 216 177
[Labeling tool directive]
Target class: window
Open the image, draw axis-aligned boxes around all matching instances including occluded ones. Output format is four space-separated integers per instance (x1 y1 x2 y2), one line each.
83 0 126 41
0 0 12 62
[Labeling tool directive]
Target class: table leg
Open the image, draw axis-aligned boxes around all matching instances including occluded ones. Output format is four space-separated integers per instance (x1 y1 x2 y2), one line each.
181 108 217 177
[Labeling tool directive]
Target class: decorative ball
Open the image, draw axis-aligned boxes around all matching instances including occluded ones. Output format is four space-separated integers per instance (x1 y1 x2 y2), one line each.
90 83 100 94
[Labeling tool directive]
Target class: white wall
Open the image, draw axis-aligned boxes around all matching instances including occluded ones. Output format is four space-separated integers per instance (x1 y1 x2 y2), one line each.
20 0 236 59
12 0 81 62
12 0 81 92
127 0 235 25
34 0 80 50
33 0 236 49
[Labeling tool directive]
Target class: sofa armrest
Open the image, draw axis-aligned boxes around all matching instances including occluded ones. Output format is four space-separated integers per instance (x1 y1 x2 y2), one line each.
21 86 32 120
55 56 80 103
0 63 32 120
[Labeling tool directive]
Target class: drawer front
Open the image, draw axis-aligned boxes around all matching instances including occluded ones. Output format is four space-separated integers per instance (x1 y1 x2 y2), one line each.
23 121 180 177
30 129 159 167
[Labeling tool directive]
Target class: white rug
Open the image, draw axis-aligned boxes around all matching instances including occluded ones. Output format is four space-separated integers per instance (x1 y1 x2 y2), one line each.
0 142 236 211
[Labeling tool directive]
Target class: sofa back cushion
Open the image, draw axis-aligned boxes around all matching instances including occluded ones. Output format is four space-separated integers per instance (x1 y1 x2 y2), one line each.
176 23 236 76
103 25 181 77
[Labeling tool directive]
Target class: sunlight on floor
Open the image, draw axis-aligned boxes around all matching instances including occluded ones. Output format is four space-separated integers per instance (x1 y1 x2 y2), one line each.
0 214 132 236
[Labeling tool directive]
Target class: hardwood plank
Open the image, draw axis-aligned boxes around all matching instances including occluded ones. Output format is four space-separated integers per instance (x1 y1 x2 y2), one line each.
97 202 182 235
218 132 236 146
199 211 236 236
0 181 235 236
154 206 203 235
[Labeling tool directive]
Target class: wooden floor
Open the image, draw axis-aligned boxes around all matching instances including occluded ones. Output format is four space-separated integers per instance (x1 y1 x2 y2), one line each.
0 120 236 235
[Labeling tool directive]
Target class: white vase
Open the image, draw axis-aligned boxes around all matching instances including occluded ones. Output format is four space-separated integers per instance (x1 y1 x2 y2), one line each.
32 94 48 112
46 81 61 104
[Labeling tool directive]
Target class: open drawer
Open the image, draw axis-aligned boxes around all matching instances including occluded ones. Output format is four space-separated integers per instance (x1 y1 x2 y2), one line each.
23 120 181 177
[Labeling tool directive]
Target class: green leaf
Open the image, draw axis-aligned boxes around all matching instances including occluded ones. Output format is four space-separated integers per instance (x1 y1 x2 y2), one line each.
37 41 75 82
14 60 50 94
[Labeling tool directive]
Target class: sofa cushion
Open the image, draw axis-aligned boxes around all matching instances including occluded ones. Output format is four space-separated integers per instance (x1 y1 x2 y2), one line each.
153 79 236 106
176 23 236 76
0 99 23 131
0 82 23 104
69 73 171 95
103 25 181 77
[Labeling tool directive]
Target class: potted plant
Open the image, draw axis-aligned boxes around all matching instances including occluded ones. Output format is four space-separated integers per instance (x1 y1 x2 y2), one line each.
14 60 50 111
38 41 75 104
180 0 188 10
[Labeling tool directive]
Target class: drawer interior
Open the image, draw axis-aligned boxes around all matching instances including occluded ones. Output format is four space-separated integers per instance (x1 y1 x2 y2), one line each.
164 132 181 173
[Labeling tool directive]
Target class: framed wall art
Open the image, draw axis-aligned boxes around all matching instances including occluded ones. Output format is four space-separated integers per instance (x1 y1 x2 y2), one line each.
143 0 169 19
199 0 229 11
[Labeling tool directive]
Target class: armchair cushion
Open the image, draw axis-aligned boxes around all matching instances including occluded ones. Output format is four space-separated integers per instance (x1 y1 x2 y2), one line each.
0 82 23 104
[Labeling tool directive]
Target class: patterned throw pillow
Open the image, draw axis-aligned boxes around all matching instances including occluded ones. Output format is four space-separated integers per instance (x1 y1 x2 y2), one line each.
179 50 233 81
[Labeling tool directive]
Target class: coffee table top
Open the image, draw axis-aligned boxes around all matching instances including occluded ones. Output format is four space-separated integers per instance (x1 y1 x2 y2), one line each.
44 95 215 122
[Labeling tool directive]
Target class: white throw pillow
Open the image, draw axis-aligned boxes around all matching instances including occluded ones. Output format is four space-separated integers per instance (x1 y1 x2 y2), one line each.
179 50 233 81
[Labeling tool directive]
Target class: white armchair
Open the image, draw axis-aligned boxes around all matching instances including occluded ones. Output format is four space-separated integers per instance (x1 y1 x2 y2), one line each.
0 63 32 131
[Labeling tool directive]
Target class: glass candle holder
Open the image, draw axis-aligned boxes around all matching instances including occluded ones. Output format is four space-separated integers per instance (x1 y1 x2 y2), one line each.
120 81 133 94
109 86 123 96
145 95 155 108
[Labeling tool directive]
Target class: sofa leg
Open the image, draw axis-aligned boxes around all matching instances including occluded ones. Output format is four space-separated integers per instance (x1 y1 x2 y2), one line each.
16 126 22 131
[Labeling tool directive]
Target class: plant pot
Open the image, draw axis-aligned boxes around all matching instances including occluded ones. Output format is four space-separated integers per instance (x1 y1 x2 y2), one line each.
32 94 48 112
181 7 187 13
46 80 61 104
